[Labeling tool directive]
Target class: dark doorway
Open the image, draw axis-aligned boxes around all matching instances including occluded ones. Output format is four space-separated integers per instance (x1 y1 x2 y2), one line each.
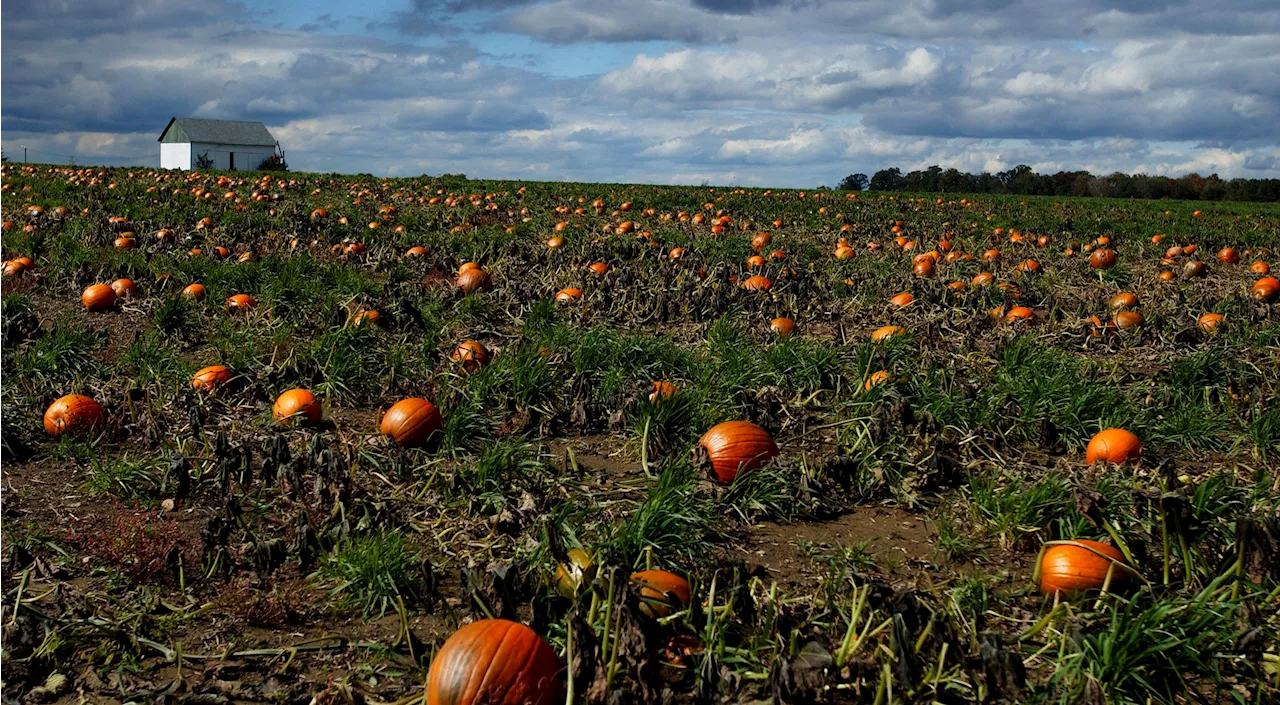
229 152 235 170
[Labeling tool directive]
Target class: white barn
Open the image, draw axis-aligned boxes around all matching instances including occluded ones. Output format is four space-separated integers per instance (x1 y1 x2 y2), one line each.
158 117 279 171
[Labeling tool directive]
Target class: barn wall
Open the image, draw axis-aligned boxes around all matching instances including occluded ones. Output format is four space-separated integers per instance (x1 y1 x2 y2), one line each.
188 143 276 171
160 143 191 170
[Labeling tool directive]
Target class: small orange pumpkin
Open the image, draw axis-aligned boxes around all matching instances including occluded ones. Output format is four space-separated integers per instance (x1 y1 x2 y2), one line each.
742 275 772 291
110 279 138 299
770 317 795 338
1216 247 1240 264
1085 428 1142 464
870 325 905 342
453 341 490 373
406 246 428 257
182 283 207 300
1112 311 1144 329
380 398 443 448
1089 249 1117 270
1253 277 1280 303
1250 261 1270 275
890 292 914 307
457 268 493 294
1197 313 1224 331
555 287 582 303
649 381 677 403
588 262 609 275
631 570 692 619
273 389 322 426
1109 292 1138 311
698 420 779 484
863 370 890 390
226 294 256 312
192 365 234 392
44 394 103 437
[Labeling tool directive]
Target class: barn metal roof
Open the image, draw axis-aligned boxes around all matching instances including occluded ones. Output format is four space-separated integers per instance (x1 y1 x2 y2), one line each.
158 117 277 147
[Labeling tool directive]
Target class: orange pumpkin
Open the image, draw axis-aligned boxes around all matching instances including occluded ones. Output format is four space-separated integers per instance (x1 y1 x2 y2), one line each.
1253 277 1280 303
182 283 207 300
770 317 795 338
406 246 428 257
1182 261 1206 278
971 272 994 287
113 236 135 249
44 394 103 437
226 294 256 312
546 236 564 250
698 420 779 484
834 246 855 260
1109 292 1138 311
751 232 771 250
668 247 685 260
425 619 561 705
353 310 381 327
649 381 677 403
588 262 609 275
1216 247 1240 264
82 284 117 312
746 255 765 269
110 279 138 299
1112 311 1144 329
273 389 322 426
453 341 490 373
1085 428 1142 464
555 548 596 597
2 260 27 276
1197 313 1224 331
912 259 935 277
871 325 905 342
890 292 914 307
631 570 692 619
192 365 234 392
457 268 493 294
555 288 582 303
1037 539 1131 597
1089 249 1117 270
380 398 443 448
742 275 772 291
1004 306 1034 323
863 370 890 390
1250 261 1270 275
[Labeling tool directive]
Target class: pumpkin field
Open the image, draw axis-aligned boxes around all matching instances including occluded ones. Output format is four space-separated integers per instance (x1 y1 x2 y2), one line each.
2 164 1278 704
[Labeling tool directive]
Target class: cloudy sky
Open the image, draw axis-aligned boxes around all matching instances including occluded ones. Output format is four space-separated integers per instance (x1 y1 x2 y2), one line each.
2 0 1278 187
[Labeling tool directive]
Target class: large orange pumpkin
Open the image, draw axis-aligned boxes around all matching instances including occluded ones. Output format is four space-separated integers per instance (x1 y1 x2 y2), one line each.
1037 539 1131 598
1112 311 1144 329
698 420 779 484
1085 428 1142 464
380 398 443 448
82 284 117 312
273 389 322 426
1216 247 1240 264
631 570 692 619
44 394 103 437
192 365 234 392
426 619 561 705
742 275 772 291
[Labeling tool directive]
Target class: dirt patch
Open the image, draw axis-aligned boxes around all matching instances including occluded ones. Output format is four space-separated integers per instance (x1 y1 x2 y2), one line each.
736 506 936 592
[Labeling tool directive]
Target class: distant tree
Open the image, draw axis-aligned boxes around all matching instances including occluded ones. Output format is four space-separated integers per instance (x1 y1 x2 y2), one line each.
837 173 868 191
194 151 214 170
869 168 906 191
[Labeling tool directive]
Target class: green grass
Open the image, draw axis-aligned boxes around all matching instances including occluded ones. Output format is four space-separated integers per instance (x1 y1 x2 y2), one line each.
317 530 421 618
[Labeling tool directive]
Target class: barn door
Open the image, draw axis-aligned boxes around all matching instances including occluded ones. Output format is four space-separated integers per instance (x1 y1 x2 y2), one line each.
229 152 235 170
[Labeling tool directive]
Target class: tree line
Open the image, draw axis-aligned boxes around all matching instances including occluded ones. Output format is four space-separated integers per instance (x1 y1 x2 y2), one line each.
833 165 1280 202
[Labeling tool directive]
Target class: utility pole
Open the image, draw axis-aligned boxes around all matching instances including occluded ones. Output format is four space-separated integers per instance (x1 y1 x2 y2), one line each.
23 145 27 163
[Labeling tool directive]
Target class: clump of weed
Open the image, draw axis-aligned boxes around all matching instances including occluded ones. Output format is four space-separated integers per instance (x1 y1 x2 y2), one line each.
317 530 421 617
